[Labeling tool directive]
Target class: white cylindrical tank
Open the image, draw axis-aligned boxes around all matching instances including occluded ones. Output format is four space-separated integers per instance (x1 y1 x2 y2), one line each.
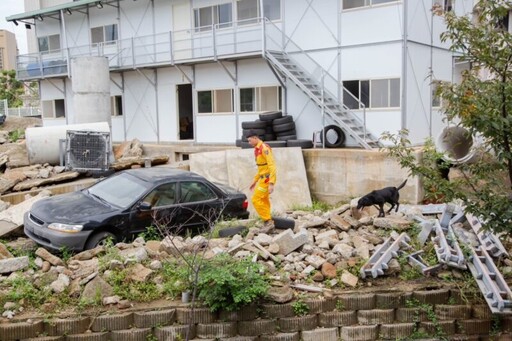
436 126 483 164
26 122 110 165
71 56 111 126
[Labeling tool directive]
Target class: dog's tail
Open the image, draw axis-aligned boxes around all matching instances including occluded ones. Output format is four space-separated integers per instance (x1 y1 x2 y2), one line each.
397 179 407 190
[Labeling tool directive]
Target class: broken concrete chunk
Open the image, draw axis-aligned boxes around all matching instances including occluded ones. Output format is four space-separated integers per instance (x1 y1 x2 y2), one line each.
0 256 29 274
273 229 308 255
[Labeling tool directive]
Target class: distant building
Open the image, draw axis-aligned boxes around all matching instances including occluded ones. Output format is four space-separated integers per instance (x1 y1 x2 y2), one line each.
0 30 18 71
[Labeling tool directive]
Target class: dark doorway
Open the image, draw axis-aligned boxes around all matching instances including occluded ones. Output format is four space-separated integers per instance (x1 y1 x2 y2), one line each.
177 84 193 140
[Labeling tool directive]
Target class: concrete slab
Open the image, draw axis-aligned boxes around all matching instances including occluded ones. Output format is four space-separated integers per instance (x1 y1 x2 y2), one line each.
190 147 312 217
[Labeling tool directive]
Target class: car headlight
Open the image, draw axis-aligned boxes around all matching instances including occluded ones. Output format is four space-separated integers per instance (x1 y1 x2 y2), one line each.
48 223 84 233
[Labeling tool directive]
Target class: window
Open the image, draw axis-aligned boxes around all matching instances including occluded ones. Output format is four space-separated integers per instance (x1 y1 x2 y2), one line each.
343 0 398 10
434 0 453 13
197 89 233 113
194 4 232 31
111 96 123 116
42 99 65 118
343 78 400 109
180 182 217 203
237 0 281 24
143 183 176 207
91 24 118 44
240 86 281 112
38 34 60 53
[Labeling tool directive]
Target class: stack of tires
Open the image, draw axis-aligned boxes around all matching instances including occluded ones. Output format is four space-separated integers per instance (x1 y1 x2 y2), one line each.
237 111 314 149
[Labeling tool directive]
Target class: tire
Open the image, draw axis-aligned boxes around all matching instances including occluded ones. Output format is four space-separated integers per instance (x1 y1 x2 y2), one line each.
241 142 252 149
273 115 294 125
275 129 296 137
235 139 242 147
259 111 283 121
265 140 287 148
85 231 116 250
273 217 295 230
242 120 267 129
242 128 266 137
90 169 115 178
264 133 275 141
287 139 314 149
273 122 296 133
276 134 297 141
321 125 346 148
218 225 247 238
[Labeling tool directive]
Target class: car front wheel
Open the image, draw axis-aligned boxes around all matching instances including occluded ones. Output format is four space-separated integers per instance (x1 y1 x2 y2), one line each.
85 231 116 250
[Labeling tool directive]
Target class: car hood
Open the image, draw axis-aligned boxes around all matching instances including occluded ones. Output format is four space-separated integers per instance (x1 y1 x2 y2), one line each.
30 190 118 224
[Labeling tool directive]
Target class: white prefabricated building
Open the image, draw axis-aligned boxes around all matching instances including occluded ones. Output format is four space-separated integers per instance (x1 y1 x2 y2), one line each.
7 0 476 147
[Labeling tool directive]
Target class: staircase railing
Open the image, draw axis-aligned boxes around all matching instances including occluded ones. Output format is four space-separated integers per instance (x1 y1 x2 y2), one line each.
262 19 377 147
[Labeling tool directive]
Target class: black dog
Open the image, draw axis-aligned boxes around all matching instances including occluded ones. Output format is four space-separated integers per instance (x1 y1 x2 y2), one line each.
357 180 407 217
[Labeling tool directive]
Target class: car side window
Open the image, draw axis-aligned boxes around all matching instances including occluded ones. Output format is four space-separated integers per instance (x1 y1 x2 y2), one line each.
143 183 176 207
179 181 217 203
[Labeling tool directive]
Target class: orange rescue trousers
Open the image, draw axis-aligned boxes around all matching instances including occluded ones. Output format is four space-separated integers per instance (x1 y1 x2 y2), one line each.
251 178 272 221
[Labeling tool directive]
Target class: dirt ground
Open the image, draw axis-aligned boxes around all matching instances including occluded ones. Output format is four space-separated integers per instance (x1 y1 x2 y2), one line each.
0 116 41 134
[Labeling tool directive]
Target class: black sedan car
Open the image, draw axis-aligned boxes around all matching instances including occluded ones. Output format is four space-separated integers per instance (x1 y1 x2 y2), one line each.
24 168 249 252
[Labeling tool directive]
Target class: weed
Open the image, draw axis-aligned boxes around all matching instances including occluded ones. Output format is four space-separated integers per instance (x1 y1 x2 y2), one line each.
335 300 345 311
8 129 24 142
397 255 423 281
58 246 73 263
196 254 269 312
138 225 163 241
291 296 310 316
291 200 332 212
405 298 446 340
346 258 365 278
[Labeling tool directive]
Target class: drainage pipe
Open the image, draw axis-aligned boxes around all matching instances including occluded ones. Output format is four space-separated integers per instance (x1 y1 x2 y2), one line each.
26 122 110 165
436 126 483 164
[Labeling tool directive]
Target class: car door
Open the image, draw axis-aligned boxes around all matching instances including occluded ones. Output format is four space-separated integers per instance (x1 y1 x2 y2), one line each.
130 182 178 236
176 180 221 233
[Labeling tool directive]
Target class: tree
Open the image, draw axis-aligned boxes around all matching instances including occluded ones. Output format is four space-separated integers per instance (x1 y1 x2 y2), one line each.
385 1 512 233
0 70 24 108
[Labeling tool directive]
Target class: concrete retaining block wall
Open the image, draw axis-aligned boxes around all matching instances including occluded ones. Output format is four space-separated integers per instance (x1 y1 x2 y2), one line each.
1 291 510 341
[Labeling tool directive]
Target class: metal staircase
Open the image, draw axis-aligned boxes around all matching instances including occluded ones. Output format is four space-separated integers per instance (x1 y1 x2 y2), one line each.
263 27 381 149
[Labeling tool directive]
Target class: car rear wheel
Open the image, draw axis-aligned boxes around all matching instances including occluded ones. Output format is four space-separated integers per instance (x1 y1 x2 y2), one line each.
85 231 116 250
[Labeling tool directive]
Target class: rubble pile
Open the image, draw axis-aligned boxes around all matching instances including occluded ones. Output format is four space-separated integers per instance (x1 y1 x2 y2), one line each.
2 201 507 320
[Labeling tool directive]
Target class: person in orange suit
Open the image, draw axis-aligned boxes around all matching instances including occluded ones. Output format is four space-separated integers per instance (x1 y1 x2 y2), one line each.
247 129 277 228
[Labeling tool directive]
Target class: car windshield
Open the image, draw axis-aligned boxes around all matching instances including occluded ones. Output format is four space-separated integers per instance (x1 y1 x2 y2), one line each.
87 173 150 209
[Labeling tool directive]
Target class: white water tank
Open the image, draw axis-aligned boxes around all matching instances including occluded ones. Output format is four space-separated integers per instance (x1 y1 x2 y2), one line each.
71 56 111 127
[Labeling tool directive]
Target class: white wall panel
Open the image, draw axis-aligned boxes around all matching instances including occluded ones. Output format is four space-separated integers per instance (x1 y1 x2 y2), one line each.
123 70 158 142
238 59 278 87
195 63 234 89
341 43 402 80
40 79 66 100
341 3 403 46
196 115 237 143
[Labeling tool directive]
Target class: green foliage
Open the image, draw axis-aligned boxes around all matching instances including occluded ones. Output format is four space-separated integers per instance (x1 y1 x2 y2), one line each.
8 129 24 142
138 225 162 241
291 297 310 316
2 276 49 308
397 255 423 281
160 259 193 298
196 254 269 312
0 70 24 108
405 298 446 340
335 299 345 312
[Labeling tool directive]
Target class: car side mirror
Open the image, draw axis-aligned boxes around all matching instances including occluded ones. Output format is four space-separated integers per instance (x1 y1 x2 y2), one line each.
138 202 152 211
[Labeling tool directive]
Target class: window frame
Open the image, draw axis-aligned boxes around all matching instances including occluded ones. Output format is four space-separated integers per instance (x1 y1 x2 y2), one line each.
42 99 66 119
197 89 234 114
111 95 123 116
237 0 281 24
342 0 399 11
193 3 233 32
342 78 400 110
90 24 118 45
38 34 61 53
239 86 282 113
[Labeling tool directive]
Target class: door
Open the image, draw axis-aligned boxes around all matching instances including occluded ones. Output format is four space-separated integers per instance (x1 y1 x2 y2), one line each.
177 84 193 140
176 180 221 233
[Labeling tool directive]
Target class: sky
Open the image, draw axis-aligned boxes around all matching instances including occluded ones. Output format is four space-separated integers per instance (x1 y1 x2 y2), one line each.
0 0 28 54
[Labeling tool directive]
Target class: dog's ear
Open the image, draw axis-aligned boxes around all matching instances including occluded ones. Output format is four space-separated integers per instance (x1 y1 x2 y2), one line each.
356 198 365 209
